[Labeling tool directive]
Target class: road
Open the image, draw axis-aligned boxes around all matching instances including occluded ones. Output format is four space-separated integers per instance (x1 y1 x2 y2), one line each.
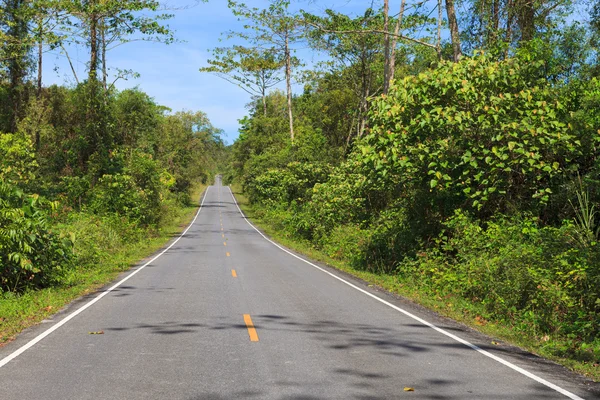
1 177 598 400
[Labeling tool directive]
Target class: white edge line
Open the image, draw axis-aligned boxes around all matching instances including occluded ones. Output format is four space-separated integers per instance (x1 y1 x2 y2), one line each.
227 186 585 400
0 187 211 369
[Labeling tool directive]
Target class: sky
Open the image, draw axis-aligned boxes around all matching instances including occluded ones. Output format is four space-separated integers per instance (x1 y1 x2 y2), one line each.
41 0 371 145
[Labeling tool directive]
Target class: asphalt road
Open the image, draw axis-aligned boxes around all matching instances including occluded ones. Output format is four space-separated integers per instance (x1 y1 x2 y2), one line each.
1 177 598 400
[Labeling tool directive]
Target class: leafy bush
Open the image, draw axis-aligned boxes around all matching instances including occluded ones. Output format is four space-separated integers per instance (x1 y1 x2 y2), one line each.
88 151 173 226
399 211 600 343
0 181 74 292
246 162 331 206
0 132 38 185
319 224 370 266
365 54 578 215
58 212 143 269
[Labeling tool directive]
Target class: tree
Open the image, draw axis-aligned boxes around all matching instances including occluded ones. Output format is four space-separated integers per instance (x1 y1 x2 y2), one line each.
463 0 572 56
445 0 461 61
66 0 174 84
228 0 304 143
200 45 284 116
305 9 387 139
31 0 68 97
0 0 34 132
97 1 175 91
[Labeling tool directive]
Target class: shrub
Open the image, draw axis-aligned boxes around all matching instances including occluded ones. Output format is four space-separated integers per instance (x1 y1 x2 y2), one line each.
88 151 172 226
399 211 600 342
59 212 143 269
0 131 38 185
0 180 74 292
365 54 578 217
246 162 331 207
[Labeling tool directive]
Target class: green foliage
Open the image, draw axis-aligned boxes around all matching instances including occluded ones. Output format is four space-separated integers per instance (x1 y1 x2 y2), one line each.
112 89 162 149
0 131 38 184
200 45 284 108
400 211 600 345
232 44 600 368
365 54 577 214
0 180 74 292
88 151 171 226
246 161 330 206
59 211 142 268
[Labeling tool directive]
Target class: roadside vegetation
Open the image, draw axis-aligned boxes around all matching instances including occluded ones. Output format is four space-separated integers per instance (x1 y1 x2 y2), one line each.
216 0 600 380
0 1 223 343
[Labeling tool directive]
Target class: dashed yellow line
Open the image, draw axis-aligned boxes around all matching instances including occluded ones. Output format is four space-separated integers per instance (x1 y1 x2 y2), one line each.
231 269 237 278
224 242 227 246
226 252 230 257
243 314 259 342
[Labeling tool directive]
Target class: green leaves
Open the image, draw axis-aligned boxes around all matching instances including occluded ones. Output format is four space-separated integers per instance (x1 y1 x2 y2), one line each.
0 179 74 293
200 45 285 101
363 54 578 214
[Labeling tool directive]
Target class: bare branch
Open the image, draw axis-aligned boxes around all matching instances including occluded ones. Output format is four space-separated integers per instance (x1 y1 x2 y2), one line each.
304 21 438 50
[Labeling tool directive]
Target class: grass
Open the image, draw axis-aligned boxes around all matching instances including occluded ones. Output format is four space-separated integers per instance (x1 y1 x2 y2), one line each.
230 185 600 382
0 183 207 347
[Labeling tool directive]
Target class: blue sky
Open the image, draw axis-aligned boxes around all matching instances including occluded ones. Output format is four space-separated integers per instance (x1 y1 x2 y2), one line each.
42 0 370 144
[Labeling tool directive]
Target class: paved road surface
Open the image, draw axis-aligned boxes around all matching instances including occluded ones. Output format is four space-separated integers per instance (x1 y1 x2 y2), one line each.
1 177 598 399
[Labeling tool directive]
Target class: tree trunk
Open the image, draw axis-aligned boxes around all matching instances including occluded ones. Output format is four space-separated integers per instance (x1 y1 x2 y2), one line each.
37 21 43 98
388 0 406 90
89 11 98 82
437 0 443 60
285 32 294 143
260 70 267 116
516 0 535 42
7 0 29 132
492 0 499 31
505 0 514 58
445 0 462 62
383 0 391 94
358 47 369 137
101 19 107 91
61 43 80 84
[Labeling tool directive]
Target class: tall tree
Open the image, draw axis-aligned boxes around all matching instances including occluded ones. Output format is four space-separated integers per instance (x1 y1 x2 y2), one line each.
383 0 390 94
32 0 66 97
445 0 462 61
387 0 406 90
1 0 34 132
200 45 284 116
305 9 389 138
67 0 174 84
464 0 571 56
228 0 304 143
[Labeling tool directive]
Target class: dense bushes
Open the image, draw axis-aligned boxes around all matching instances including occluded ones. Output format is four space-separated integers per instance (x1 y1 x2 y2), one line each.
246 162 331 206
365 54 577 216
400 212 599 358
233 53 600 364
0 180 74 292
0 83 225 295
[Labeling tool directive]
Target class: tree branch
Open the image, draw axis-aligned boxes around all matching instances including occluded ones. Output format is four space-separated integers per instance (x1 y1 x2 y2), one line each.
304 21 438 50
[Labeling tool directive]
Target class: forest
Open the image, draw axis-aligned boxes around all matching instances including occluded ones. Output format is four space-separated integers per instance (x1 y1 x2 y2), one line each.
215 0 600 377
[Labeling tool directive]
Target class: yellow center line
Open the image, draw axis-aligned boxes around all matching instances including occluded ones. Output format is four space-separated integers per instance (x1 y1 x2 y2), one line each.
226 252 230 257
224 242 227 246
222 234 225 238
231 269 237 278
243 314 259 342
